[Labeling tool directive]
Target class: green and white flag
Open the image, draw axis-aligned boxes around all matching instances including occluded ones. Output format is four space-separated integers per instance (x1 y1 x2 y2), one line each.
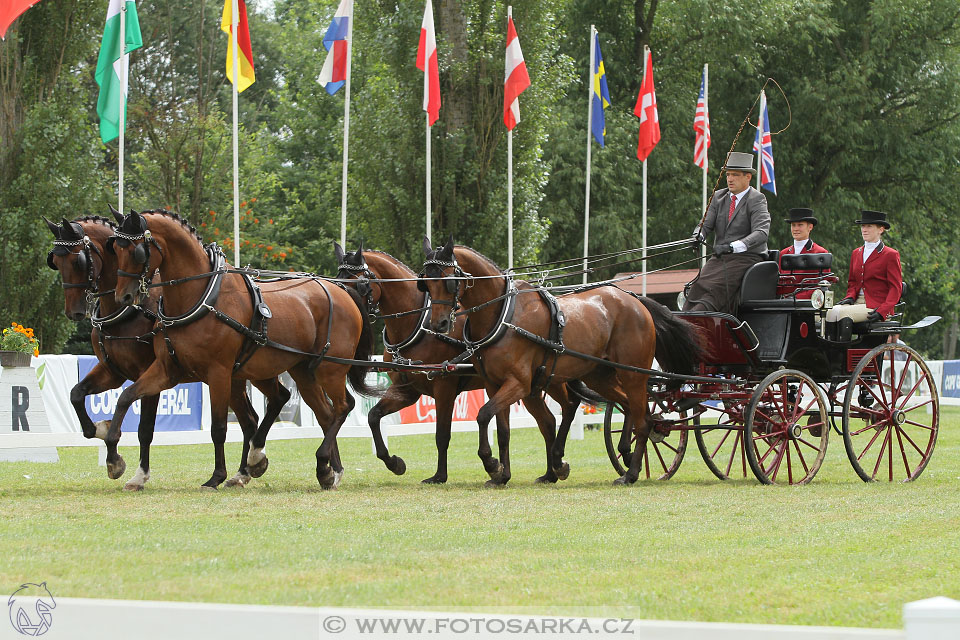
95 0 142 143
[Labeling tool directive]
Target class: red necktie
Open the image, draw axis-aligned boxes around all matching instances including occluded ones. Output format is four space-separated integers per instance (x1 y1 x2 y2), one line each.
728 194 737 221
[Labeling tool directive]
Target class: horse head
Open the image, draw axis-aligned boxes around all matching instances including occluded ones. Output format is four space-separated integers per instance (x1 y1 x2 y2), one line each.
108 209 160 307
334 241 379 308
420 235 469 334
46 215 108 321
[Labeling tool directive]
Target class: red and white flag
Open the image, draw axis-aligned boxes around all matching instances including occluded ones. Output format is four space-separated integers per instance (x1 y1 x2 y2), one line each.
416 0 441 126
503 13 530 131
694 68 710 169
634 47 660 162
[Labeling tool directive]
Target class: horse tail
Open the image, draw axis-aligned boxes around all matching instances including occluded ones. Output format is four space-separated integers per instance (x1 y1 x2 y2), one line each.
638 297 706 382
566 380 607 407
343 285 382 397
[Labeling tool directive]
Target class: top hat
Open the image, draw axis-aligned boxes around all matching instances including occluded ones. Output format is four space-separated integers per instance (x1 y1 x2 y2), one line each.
723 151 757 175
784 208 818 226
854 210 891 229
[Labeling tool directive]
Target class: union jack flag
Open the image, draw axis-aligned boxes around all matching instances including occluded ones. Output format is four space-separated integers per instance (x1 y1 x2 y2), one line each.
693 67 710 169
753 90 776 194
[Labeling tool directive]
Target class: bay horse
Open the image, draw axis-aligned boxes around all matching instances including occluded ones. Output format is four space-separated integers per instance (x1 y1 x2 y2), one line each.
108 209 377 489
335 243 585 485
421 237 704 484
45 212 290 490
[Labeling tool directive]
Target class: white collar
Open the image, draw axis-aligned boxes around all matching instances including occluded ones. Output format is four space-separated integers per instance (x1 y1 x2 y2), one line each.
862 240 882 261
793 239 809 254
729 186 750 202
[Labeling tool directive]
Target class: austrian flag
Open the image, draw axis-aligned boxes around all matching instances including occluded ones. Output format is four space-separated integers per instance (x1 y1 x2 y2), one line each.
503 13 530 130
416 0 441 126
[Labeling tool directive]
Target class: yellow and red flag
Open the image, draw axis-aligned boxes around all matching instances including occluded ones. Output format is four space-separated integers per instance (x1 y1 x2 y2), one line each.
221 0 255 92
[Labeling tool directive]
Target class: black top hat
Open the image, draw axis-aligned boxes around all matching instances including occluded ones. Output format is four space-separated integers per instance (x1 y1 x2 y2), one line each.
784 208 818 226
854 210 891 229
723 151 757 175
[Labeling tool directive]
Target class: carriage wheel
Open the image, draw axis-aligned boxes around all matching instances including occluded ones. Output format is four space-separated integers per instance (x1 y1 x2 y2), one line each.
842 343 939 482
744 369 830 485
695 396 750 480
603 402 687 480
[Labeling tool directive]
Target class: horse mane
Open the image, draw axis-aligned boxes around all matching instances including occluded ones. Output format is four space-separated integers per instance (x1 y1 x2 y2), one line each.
366 250 417 277
138 208 205 246
71 215 116 229
456 245 505 275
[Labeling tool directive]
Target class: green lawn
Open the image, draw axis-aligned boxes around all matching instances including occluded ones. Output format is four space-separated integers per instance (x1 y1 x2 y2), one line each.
2 407 959 628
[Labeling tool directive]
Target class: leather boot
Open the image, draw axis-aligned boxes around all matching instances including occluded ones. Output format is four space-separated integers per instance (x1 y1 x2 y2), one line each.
839 318 854 342
825 321 838 341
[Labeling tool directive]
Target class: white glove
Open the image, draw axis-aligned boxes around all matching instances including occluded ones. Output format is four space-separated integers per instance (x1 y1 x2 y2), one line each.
731 240 747 254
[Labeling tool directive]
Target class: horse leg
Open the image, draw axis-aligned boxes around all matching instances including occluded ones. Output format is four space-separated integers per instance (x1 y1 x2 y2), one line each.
223 383 260 488
547 385 579 481
201 372 233 490
244 378 291 479
123 394 159 491
69 362 125 439
522 393 559 484
104 361 176 482
365 384 416 476
477 384 504 479
424 379 459 484
615 377 651 486
478 379 528 487
289 365 343 489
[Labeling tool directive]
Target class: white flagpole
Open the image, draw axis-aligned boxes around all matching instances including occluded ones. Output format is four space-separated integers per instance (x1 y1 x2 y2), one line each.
340 3 353 247
641 45 649 297
756 89 764 191
231 0 241 266
426 113 431 245
507 6 513 269
701 63 708 268
583 25 595 285
118 2 126 217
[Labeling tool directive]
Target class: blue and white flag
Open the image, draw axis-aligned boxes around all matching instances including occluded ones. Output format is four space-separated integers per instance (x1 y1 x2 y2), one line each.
318 0 352 95
753 90 776 195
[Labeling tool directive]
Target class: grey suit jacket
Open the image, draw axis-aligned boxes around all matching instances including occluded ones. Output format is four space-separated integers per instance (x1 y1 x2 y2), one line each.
700 186 770 255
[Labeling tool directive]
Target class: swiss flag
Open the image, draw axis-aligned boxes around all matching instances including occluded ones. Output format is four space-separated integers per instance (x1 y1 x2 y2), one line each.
634 47 660 162
503 14 530 130
416 0 441 126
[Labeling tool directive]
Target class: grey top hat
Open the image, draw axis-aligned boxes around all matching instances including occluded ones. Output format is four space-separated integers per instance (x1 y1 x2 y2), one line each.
723 151 757 175
785 208 818 225
854 210 891 229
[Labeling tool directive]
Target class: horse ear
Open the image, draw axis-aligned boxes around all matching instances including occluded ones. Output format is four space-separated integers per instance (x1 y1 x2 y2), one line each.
43 217 61 237
442 234 455 257
333 241 345 264
422 235 433 256
108 203 123 223
356 241 364 260
60 218 79 240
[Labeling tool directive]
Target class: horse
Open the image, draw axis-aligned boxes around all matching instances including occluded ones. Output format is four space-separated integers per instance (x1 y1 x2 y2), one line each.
108 209 377 489
44 211 290 490
420 236 704 484
336 243 587 485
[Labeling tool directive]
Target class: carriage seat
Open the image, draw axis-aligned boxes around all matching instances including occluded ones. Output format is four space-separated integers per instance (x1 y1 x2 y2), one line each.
780 252 833 272
738 261 817 312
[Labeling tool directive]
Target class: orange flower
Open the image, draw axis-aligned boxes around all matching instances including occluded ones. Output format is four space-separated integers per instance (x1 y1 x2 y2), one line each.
268 219 273 224
254 218 259 224
240 201 247 207
266 245 273 251
251 198 257 203
33 348 39 357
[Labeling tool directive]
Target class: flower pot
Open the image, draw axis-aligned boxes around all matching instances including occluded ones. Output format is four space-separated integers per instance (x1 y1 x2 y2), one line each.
0 350 32 367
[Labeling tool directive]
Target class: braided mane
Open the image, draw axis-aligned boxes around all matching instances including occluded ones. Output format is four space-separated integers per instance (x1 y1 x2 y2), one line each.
367 250 417 277
71 215 116 229
457 245 506 275
138 208 205 246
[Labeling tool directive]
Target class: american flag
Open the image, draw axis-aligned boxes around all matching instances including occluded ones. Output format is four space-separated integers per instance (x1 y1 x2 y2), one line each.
753 90 776 194
693 68 710 169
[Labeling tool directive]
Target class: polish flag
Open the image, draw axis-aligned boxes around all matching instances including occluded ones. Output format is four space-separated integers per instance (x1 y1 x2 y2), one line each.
634 47 660 162
416 0 441 126
503 14 530 130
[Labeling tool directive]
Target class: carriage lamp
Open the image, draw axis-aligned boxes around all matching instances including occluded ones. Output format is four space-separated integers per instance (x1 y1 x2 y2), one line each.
810 288 825 310
677 290 686 310
822 283 835 309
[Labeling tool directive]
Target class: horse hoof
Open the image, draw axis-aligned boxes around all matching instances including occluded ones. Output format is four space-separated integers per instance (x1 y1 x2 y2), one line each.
122 481 144 492
612 474 636 486
534 473 558 484
421 474 447 485
484 478 508 489
555 462 571 481
93 420 111 440
248 456 269 479
106 457 126 480
389 456 407 476
199 485 218 492
318 468 343 490
486 462 504 482
224 473 250 488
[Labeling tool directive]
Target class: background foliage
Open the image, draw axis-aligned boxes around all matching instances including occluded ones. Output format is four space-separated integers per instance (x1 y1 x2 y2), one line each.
1 0 958 356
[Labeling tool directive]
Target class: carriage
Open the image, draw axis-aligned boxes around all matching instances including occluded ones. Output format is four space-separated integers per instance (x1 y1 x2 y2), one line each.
602 250 942 485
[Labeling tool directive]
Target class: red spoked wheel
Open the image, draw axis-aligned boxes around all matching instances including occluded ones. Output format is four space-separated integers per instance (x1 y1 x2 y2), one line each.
603 402 687 480
694 394 751 480
744 369 830 485
842 343 939 482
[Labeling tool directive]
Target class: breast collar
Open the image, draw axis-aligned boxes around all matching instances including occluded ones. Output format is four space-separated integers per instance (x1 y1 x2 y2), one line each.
156 244 226 327
462 277 518 350
383 292 433 354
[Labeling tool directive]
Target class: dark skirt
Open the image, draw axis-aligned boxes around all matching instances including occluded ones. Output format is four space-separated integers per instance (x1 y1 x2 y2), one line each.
683 253 764 315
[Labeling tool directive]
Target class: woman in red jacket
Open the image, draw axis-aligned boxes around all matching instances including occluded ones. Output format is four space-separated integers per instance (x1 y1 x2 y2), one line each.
825 210 902 340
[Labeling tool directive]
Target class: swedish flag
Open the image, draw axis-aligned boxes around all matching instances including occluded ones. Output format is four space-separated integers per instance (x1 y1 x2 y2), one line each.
591 33 611 147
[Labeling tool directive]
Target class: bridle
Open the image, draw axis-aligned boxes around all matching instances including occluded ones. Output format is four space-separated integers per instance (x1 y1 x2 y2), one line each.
47 232 107 317
106 226 163 303
419 256 473 327
336 259 380 318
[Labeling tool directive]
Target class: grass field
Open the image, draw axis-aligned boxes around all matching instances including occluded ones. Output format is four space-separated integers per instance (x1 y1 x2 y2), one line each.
2 407 959 629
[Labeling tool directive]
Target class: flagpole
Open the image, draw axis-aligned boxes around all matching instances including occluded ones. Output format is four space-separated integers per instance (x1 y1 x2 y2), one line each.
231 0 241 266
340 2 353 247
641 45 650 297
756 90 764 191
507 6 514 270
701 63 708 268
583 25 595 285
425 113 431 245
118 2 125 217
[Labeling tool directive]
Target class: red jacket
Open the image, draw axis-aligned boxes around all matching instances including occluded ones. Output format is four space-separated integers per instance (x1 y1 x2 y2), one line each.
845 243 903 318
777 240 830 299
